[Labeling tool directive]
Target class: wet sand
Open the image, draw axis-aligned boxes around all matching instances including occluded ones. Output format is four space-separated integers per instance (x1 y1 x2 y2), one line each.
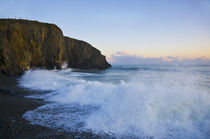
0 73 102 138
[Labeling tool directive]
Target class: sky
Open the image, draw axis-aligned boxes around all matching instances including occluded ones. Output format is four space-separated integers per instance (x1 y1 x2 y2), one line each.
0 0 210 64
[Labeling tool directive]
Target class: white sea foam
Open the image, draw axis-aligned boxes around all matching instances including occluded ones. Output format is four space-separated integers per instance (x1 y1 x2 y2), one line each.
20 68 210 138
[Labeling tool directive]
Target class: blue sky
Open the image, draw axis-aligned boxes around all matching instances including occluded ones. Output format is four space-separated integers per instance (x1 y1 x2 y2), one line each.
0 0 210 64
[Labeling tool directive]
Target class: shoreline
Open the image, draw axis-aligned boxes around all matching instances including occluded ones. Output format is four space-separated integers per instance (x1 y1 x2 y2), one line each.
0 73 102 138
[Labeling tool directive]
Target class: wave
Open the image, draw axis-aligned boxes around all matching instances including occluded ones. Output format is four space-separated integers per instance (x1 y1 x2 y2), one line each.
19 68 210 138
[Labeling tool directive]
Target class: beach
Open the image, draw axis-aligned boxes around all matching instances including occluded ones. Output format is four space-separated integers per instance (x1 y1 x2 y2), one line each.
0 73 102 138
15 65 210 138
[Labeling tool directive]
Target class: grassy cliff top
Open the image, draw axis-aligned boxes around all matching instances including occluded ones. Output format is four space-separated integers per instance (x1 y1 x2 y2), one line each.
0 18 61 31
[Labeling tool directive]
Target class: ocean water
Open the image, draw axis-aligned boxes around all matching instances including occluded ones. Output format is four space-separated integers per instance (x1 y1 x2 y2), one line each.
19 65 210 138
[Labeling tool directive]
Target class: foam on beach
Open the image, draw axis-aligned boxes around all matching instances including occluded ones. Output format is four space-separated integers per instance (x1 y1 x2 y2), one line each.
20 66 210 138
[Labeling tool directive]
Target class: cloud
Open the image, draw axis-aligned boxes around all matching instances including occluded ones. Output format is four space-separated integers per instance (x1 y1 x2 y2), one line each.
108 51 210 65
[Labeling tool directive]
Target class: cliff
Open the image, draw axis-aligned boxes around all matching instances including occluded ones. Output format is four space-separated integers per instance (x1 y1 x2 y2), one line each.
63 37 111 69
0 19 63 75
0 19 111 76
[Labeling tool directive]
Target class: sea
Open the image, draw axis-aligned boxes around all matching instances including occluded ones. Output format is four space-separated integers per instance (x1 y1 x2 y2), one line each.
18 65 210 139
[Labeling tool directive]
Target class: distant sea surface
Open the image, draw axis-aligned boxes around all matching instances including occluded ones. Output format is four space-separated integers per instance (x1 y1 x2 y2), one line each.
19 65 210 139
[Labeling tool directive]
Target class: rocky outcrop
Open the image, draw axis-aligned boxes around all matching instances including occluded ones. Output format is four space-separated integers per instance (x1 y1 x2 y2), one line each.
0 19 111 76
63 37 111 69
0 19 63 75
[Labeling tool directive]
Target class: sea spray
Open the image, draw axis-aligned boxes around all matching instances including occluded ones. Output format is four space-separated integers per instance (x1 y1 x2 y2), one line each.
20 65 210 138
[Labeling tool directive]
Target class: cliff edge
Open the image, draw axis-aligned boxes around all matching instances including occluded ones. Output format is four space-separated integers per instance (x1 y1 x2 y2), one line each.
0 19 111 76
0 19 64 75
63 36 111 69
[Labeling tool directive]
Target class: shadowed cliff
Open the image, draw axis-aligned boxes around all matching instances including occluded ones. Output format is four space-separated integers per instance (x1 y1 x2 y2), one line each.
63 36 111 69
0 19 111 76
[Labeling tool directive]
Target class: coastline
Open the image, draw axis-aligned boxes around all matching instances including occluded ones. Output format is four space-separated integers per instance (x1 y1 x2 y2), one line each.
0 73 102 138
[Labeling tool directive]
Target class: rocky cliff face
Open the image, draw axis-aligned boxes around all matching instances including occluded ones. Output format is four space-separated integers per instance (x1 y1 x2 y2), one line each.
63 37 111 69
0 19 64 75
0 19 111 76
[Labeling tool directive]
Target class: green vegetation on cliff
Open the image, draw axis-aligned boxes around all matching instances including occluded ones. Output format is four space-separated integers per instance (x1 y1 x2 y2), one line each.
0 19 111 76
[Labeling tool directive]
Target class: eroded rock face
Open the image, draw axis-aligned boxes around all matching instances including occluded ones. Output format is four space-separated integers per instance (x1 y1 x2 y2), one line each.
0 19 63 75
0 19 111 76
63 36 111 69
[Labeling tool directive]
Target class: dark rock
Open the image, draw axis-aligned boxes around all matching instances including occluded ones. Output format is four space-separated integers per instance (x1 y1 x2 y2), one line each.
0 19 111 76
0 19 64 76
63 36 111 69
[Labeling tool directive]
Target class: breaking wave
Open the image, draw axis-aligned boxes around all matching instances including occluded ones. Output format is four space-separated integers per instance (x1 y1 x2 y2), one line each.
19 66 210 138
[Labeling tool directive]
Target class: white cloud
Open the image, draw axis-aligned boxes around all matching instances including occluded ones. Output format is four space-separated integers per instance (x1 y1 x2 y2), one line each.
108 51 210 65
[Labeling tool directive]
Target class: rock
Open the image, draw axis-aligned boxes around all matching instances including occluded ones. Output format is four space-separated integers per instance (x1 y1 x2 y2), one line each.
63 36 111 69
0 19 111 76
0 19 63 75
